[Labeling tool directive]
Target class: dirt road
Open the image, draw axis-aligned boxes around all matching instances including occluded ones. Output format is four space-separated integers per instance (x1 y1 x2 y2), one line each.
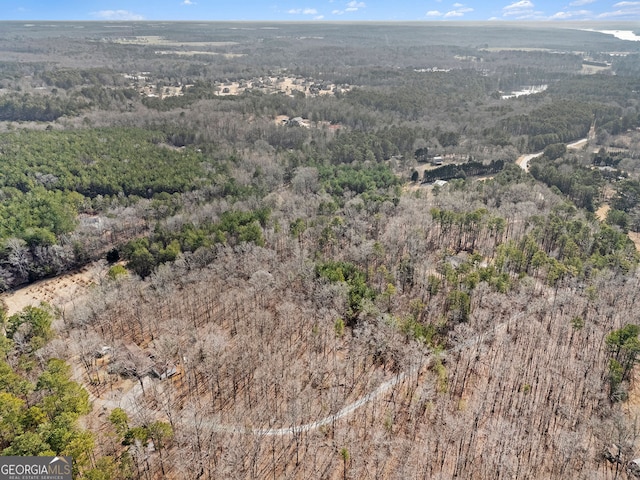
516 152 543 172
516 136 590 173
196 312 525 436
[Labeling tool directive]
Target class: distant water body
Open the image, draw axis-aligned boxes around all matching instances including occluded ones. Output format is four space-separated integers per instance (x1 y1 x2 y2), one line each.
582 29 640 42
501 85 548 100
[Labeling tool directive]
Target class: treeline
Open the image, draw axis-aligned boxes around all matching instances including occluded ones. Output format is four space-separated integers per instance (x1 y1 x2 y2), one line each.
423 159 505 182
0 93 87 122
497 210 637 281
547 74 640 107
430 200 638 284
0 127 217 289
342 70 492 119
0 128 208 200
0 305 92 473
319 163 401 213
496 99 594 151
492 76 640 152
0 120 414 290
605 179 640 232
613 53 640 76
40 68 125 90
116 160 401 279
529 156 604 211
0 303 173 478
494 67 574 92
0 61 47 83
329 130 400 163
78 86 138 110
120 208 270 278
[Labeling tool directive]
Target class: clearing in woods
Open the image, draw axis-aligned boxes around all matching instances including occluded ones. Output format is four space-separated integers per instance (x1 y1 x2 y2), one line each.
0 262 107 316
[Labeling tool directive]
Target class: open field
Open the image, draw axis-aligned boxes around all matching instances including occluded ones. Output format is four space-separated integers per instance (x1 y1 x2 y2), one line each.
108 36 239 47
0 262 107 317
581 63 612 74
153 50 244 57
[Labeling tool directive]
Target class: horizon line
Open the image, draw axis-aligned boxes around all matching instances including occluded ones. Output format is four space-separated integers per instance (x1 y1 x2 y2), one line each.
3 19 640 24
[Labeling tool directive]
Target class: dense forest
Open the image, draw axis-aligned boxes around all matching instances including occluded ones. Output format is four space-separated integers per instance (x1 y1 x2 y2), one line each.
1 21 640 479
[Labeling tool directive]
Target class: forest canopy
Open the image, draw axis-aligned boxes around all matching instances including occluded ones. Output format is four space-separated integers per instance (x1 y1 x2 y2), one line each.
1 21 640 480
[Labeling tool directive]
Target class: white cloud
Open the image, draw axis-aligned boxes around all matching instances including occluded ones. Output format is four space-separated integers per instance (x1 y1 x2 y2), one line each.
332 1 365 14
92 10 145 20
502 0 544 18
569 0 594 5
182 0 196 5
599 9 640 17
344 1 365 12
439 5 474 18
314 15 324 19
550 9 592 18
598 1 640 17
503 0 534 12
288 7 318 14
426 10 443 16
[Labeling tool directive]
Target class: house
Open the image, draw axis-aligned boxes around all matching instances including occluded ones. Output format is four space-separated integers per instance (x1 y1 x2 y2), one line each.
628 458 640 477
120 342 154 377
287 117 308 128
151 362 178 380
79 215 104 230
288 116 304 126
434 180 448 187
94 345 112 358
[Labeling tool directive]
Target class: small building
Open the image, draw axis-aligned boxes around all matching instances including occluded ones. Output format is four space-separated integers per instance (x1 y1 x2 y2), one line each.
79 215 104 229
151 362 178 380
94 345 112 358
628 458 640 477
287 117 308 127
434 180 448 187
120 342 154 377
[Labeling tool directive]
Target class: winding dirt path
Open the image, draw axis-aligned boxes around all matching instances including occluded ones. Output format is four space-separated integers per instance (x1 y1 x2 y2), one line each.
210 366 420 436
515 136 591 173
516 152 543 172
198 312 524 436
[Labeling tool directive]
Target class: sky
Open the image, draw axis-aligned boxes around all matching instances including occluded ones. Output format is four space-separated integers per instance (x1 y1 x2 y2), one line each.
2 0 640 22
